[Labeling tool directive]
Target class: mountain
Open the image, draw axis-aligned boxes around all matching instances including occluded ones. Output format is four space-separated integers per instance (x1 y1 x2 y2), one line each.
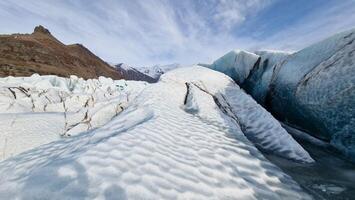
205 28 355 162
113 63 156 83
0 25 123 79
138 63 181 80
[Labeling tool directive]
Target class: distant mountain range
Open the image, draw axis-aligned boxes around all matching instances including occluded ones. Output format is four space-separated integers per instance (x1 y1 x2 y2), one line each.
113 63 156 83
0 25 123 80
137 63 181 79
113 63 182 82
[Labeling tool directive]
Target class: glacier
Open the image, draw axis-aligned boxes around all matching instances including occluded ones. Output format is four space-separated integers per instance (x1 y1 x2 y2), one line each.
267 29 355 161
0 74 147 160
241 50 290 105
205 29 355 162
0 67 313 199
208 50 260 85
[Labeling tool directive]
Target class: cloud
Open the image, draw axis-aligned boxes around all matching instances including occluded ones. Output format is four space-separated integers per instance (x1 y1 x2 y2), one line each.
0 0 354 66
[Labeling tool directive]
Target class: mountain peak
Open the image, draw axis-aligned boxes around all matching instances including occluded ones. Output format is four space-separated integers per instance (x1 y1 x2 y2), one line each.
33 25 51 35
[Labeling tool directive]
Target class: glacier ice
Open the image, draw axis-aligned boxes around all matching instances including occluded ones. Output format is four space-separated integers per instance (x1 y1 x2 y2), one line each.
208 50 260 85
204 29 355 162
267 28 355 161
0 67 312 199
242 50 290 105
0 74 147 160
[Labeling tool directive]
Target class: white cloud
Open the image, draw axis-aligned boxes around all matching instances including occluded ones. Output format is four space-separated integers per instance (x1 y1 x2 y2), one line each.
213 0 272 30
0 0 273 66
0 0 354 66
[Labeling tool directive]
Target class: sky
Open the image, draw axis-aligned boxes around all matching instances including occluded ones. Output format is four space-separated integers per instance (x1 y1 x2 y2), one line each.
0 0 355 67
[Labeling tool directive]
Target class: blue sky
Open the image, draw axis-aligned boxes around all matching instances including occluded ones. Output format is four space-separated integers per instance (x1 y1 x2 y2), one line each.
0 0 355 67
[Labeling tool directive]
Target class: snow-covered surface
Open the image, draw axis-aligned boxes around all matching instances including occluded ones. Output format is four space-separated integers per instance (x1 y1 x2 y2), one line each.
0 74 147 160
163 66 313 163
138 63 182 79
115 63 133 71
0 67 312 199
208 50 259 85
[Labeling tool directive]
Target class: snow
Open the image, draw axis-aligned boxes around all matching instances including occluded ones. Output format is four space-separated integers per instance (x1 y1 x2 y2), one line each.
163 66 314 163
208 50 260 85
115 63 133 71
268 28 355 162
0 74 147 160
138 63 182 79
0 67 311 199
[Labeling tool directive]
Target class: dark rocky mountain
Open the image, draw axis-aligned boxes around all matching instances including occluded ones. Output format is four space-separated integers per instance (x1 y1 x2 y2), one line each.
0 25 123 80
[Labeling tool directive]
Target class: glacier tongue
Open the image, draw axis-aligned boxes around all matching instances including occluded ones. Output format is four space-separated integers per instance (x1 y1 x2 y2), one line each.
0 67 311 199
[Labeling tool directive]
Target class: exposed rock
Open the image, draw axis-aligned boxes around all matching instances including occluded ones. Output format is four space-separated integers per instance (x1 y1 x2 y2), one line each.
33 25 51 35
0 25 123 80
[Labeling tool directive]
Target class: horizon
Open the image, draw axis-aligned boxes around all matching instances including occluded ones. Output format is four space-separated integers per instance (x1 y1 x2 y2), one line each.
1 0 355 67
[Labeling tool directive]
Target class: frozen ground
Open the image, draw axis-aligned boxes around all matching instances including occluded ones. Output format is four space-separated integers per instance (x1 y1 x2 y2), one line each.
0 67 312 199
0 74 147 160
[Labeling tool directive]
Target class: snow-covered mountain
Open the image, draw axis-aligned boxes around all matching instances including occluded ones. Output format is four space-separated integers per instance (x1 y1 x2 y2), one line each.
138 63 182 80
113 63 157 83
0 67 312 199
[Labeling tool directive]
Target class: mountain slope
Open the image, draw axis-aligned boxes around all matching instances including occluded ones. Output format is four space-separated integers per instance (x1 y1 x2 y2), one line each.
0 25 123 79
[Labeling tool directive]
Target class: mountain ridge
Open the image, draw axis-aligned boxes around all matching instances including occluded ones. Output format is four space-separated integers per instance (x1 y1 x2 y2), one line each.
0 25 123 80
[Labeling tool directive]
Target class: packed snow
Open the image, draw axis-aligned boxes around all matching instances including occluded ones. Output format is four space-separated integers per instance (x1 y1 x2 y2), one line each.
0 74 147 160
0 67 312 199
